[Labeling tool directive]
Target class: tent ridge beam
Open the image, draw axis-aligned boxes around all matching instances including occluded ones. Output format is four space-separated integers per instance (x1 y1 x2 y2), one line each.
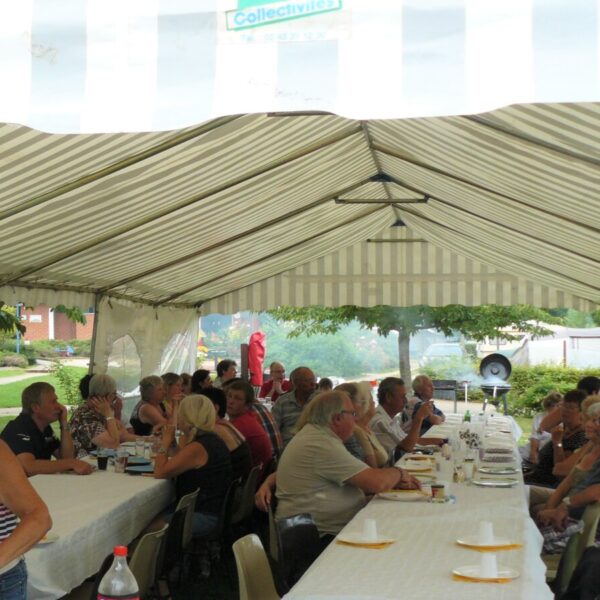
0 115 243 221
152 205 389 306
98 176 375 292
360 122 395 203
0 125 363 288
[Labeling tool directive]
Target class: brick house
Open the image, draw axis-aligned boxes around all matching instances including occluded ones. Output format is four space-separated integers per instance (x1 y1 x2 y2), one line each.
22 304 95 341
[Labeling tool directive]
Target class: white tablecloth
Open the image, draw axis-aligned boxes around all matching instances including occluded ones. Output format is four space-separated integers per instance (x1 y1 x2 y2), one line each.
25 471 173 599
284 417 552 600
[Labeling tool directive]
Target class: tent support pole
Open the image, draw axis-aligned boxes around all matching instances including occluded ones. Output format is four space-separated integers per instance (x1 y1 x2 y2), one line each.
88 294 101 375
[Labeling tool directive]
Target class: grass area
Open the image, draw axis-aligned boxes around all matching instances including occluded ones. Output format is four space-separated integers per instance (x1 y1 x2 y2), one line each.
0 367 88 408
0 368 26 378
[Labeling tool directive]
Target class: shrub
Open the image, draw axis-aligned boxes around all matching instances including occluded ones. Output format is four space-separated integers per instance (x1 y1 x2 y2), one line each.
507 365 600 417
0 351 28 368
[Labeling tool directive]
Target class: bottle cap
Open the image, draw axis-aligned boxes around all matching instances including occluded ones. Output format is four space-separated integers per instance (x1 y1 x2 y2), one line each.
114 545 128 557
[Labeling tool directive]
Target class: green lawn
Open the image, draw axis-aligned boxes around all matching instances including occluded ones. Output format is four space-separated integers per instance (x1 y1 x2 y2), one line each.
513 415 532 446
0 367 88 408
0 368 26 378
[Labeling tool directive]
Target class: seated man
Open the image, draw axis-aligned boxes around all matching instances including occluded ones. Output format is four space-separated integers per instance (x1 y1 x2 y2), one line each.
0 382 93 476
408 375 445 435
258 361 292 403
274 390 419 542
272 367 317 446
370 377 443 460
213 359 237 389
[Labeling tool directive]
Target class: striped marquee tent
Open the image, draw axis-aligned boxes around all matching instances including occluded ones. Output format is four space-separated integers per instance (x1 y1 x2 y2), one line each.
1 1 599 375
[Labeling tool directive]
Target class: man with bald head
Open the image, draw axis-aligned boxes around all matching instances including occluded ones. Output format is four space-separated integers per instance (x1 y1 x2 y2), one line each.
409 375 445 435
272 366 316 446
258 361 292 403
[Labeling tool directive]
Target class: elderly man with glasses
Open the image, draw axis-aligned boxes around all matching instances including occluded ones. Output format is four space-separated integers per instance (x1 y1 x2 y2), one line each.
273 390 419 547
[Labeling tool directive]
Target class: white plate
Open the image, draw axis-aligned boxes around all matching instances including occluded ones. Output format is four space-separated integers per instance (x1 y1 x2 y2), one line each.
337 533 396 546
37 533 59 545
472 478 518 488
456 536 514 548
378 490 429 502
478 467 518 475
404 453 435 462
452 565 519 580
403 461 434 472
414 473 437 482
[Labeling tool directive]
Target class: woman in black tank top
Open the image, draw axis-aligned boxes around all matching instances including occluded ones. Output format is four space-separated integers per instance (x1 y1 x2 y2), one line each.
130 375 171 435
153 394 233 536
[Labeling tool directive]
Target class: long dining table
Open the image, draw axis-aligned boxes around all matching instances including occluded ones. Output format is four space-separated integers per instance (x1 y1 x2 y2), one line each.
284 414 553 600
25 469 173 599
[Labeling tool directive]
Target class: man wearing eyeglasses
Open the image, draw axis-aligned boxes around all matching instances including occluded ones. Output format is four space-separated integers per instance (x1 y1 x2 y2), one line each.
274 390 419 545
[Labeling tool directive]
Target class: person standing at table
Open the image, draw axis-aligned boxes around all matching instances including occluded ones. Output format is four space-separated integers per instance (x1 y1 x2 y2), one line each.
272 367 317 446
1 382 93 476
258 361 291 403
0 440 52 599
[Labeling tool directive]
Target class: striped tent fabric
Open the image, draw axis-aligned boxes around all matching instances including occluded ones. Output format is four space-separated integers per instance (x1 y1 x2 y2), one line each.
0 104 598 314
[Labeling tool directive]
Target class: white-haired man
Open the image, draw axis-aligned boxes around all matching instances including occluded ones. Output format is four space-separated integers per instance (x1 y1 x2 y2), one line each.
258 361 291 403
1 382 93 476
274 390 419 545
408 375 445 435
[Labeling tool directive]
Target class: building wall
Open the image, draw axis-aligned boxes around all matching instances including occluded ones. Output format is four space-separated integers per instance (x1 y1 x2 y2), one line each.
22 305 95 341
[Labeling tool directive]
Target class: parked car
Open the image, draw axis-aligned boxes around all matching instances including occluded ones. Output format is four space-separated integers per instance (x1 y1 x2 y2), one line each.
419 343 466 368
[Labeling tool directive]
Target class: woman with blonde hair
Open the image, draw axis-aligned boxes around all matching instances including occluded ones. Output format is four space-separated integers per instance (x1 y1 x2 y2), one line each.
353 381 390 467
154 394 233 535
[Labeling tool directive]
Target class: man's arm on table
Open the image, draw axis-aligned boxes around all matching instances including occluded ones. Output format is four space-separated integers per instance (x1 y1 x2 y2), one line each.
347 466 419 494
17 452 92 476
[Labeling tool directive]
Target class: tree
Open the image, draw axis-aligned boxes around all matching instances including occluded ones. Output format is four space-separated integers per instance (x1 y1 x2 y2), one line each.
266 304 560 382
0 302 25 335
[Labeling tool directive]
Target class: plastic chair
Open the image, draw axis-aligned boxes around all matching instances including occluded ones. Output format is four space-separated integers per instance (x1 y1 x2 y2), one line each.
175 488 200 550
232 465 261 529
553 503 600 596
129 524 168 599
276 512 321 590
156 508 186 595
233 534 280 600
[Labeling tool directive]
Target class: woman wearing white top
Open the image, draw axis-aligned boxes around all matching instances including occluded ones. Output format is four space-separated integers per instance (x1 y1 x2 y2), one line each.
520 391 562 465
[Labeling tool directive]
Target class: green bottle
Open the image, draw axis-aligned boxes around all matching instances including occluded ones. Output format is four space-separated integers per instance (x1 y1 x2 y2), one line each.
463 409 471 423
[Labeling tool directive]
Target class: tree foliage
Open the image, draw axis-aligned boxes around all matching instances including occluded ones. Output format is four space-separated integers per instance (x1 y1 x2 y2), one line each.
0 302 25 335
266 304 561 381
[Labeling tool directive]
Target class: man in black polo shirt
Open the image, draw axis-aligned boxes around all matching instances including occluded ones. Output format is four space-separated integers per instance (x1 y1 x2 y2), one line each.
1 382 92 476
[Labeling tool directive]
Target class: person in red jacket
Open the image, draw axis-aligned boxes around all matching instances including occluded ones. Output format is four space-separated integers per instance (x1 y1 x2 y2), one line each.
258 362 292 403
226 380 273 480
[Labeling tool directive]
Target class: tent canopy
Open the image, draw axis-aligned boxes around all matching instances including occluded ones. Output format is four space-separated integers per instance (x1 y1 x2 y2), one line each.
1 103 598 315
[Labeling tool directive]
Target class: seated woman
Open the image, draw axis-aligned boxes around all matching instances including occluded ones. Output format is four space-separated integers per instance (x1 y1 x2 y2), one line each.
520 391 562 467
130 376 174 436
161 372 185 421
70 374 136 456
535 398 600 553
153 395 233 536
180 373 192 396
225 380 273 479
202 387 253 482
191 369 212 393
354 381 390 468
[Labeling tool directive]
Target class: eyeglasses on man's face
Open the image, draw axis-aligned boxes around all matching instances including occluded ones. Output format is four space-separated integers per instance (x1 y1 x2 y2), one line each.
339 410 357 418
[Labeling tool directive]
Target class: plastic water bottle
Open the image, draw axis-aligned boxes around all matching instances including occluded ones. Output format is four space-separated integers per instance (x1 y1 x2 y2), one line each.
463 409 471 423
97 546 139 600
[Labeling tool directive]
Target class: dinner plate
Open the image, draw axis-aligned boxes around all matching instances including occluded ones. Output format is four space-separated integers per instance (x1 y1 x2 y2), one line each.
126 464 154 474
414 473 437 482
481 455 514 463
452 565 519 581
472 478 518 488
336 533 396 547
456 536 516 549
477 466 519 475
403 461 433 472
378 490 429 502
404 454 435 462
120 442 136 447
37 533 59 545
127 456 151 465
